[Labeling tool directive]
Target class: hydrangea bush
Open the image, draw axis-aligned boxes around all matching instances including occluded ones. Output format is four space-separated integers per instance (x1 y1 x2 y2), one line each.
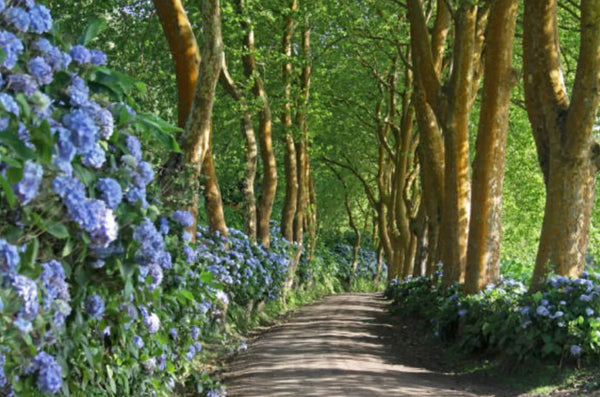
385 270 600 364
0 1 228 395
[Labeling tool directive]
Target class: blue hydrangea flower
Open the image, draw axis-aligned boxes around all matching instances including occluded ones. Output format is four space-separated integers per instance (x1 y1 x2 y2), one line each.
182 231 192 242
191 326 200 340
7 73 38 96
168 328 178 340
570 345 582 356
82 143 106 169
52 300 71 328
158 217 169 235
84 102 113 139
535 305 550 317
33 352 62 394
148 263 162 291
4 7 30 32
70 45 91 64
126 135 142 161
0 30 23 69
185 345 196 361
133 219 165 264
143 312 160 334
52 175 85 199
172 210 194 228
586 307 594 317
28 4 52 33
90 49 107 65
125 185 147 208
132 161 154 187
67 76 89 107
0 354 6 387
62 109 99 155
159 251 172 270
27 56 53 85
132 335 144 349
11 274 39 320
157 354 167 372
85 294 105 320
183 245 196 264
88 204 118 248
13 160 43 205
0 239 20 275
53 129 76 173
0 92 19 116
97 178 122 209
13 317 33 333
32 37 52 53
39 260 70 309
580 294 592 302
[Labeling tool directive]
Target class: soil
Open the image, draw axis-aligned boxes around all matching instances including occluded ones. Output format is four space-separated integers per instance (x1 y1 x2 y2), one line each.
222 293 535 396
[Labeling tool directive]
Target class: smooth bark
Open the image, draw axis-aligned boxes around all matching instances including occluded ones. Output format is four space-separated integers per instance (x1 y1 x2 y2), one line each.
464 0 518 294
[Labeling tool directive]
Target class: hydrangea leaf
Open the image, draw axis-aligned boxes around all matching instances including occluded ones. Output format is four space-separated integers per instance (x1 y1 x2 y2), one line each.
0 131 35 160
22 237 39 270
0 174 16 208
78 17 106 46
135 113 182 153
44 221 70 239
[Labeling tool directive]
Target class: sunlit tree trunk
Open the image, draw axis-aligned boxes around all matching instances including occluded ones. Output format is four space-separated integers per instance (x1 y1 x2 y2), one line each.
408 0 480 287
306 170 318 260
464 0 518 294
294 19 311 246
239 0 277 247
439 3 477 288
281 0 299 242
154 0 224 239
524 0 600 290
202 123 228 237
219 58 258 242
153 0 199 128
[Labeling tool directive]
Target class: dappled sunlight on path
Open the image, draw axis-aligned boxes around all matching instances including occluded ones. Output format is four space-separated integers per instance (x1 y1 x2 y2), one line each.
224 293 502 396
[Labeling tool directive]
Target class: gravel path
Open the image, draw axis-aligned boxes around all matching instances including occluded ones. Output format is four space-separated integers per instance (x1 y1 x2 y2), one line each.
223 293 511 397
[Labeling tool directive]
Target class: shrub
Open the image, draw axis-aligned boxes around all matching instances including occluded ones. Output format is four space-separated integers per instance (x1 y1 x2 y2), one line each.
386 271 600 365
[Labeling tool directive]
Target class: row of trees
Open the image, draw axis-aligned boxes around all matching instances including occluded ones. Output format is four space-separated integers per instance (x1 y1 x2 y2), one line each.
49 0 600 294
317 0 600 293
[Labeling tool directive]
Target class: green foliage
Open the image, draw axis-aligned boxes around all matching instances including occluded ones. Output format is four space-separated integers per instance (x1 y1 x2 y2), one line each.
386 271 600 367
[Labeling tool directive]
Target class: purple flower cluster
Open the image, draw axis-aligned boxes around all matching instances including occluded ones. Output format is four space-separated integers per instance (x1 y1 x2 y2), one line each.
32 352 62 394
85 294 105 320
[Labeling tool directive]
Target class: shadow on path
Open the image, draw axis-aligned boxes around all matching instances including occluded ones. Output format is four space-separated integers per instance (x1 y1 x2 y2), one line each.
223 293 517 397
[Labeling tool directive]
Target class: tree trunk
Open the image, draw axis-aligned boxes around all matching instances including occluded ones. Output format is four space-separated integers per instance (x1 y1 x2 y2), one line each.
293 18 312 246
524 0 600 290
439 3 477 288
239 0 277 247
219 58 258 242
202 124 228 237
153 0 200 128
154 0 223 239
280 0 299 242
464 0 518 294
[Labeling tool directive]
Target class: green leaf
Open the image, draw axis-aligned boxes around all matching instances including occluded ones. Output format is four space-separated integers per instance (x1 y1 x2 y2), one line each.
62 239 73 258
0 132 35 160
45 221 70 239
23 237 39 270
0 175 15 208
180 289 195 301
135 113 182 153
79 18 107 46
200 271 214 283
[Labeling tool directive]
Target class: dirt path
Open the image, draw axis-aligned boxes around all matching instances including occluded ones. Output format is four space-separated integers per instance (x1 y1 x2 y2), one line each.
223 293 516 397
